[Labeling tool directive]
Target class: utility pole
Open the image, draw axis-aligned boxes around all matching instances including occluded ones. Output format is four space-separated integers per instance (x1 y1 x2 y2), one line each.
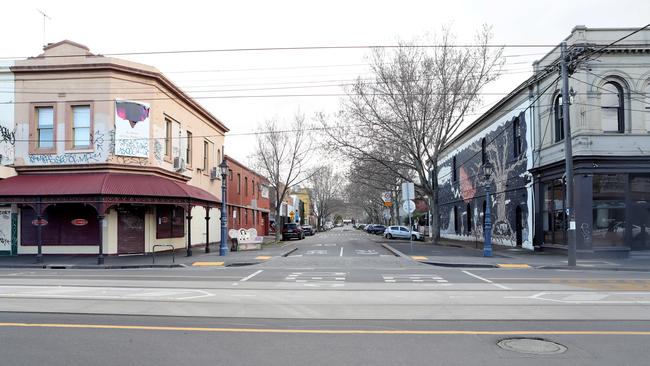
561 41 577 267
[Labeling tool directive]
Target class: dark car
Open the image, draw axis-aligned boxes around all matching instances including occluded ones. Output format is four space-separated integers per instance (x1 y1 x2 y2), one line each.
302 225 315 236
368 224 386 234
282 223 304 241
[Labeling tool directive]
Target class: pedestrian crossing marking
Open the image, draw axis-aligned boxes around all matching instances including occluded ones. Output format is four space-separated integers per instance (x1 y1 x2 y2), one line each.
284 272 347 283
381 274 448 284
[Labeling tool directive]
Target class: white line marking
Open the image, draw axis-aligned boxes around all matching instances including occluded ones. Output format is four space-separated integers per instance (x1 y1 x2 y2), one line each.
177 290 215 300
462 270 510 290
340 247 344 257
239 270 263 282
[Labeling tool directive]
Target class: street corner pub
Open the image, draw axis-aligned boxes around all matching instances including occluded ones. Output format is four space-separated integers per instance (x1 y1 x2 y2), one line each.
0 40 228 262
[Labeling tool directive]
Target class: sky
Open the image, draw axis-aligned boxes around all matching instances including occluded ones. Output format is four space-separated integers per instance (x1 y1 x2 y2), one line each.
3 0 650 165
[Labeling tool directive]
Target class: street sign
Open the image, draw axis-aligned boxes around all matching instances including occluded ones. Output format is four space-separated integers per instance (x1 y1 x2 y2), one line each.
401 182 415 201
381 191 392 203
383 201 393 207
402 200 416 214
289 211 295 221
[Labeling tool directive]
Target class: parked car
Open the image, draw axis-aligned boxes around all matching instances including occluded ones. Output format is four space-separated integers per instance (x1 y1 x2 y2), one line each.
364 224 374 232
282 223 304 241
383 226 423 241
302 225 315 236
368 224 386 235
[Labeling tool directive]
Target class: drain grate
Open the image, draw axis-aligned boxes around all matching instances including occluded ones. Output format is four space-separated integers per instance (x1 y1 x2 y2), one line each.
497 338 567 355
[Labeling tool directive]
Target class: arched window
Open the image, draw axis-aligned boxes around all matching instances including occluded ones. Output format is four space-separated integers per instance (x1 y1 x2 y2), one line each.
466 203 472 234
513 117 522 157
644 84 650 132
601 81 624 133
452 156 457 182
481 138 487 165
554 94 564 142
482 200 487 229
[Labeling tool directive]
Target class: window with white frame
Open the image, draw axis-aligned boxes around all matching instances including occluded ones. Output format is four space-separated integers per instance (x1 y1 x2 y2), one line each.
36 106 55 149
601 81 624 133
71 105 91 148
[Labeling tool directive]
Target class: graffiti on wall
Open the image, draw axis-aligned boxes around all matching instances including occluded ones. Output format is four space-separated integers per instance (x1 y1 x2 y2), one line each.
28 130 106 165
0 124 16 164
437 112 530 247
0 209 12 251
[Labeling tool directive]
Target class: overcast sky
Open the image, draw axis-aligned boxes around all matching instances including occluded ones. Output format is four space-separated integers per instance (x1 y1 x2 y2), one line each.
3 0 650 164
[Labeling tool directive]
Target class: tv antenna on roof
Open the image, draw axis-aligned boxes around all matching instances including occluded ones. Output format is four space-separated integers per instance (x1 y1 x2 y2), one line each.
37 9 51 47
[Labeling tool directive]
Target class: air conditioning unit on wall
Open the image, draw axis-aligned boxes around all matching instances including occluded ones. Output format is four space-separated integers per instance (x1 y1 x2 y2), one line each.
210 167 218 180
173 157 186 172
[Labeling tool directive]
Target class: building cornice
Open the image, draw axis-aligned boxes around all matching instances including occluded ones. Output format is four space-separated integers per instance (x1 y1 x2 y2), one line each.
11 62 229 133
13 163 191 182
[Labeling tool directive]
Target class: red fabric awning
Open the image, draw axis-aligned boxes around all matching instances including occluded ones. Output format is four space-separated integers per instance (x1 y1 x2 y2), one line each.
0 172 220 205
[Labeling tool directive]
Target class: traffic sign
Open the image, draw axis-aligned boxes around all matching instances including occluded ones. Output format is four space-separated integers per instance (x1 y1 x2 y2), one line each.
289 211 295 221
402 182 415 201
381 191 392 203
402 200 416 214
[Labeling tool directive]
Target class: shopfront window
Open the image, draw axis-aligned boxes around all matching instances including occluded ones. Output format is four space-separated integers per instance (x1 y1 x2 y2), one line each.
629 174 650 250
592 174 626 247
542 179 566 245
156 206 185 239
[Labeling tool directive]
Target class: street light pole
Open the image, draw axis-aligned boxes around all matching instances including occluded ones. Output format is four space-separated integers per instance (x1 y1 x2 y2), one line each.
219 159 229 256
483 161 493 257
561 41 577 267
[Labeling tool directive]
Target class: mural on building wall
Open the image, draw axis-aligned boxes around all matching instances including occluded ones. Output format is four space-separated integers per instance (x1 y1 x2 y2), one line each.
114 100 150 158
28 130 106 165
437 112 530 247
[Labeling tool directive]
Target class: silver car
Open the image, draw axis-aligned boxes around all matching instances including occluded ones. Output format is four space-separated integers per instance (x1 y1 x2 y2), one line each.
383 226 423 241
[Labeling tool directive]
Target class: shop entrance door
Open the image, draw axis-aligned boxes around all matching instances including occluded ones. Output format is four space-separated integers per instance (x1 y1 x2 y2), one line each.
629 202 650 251
118 207 145 254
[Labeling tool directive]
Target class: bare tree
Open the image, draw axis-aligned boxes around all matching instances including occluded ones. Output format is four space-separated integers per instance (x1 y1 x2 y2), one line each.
310 165 345 231
322 26 503 242
252 114 313 241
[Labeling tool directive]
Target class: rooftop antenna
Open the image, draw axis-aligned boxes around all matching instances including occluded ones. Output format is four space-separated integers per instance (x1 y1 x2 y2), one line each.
36 9 51 48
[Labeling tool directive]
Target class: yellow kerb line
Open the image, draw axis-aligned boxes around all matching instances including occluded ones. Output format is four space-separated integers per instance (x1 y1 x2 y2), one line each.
255 256 272 260
1 323 650 335
191 262 224 266
411 256 428 261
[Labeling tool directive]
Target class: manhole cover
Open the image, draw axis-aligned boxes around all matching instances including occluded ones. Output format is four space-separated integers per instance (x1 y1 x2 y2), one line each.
497 338 567 355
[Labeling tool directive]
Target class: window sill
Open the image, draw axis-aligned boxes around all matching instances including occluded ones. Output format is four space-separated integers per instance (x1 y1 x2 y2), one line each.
64 148 95 154
29 149 57 155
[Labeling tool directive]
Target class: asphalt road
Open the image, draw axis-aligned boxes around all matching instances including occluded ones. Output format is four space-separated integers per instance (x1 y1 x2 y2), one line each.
1 312 650 366
2 227 650 364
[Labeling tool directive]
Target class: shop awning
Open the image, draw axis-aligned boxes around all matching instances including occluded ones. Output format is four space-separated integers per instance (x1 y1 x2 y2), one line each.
0 172 220 207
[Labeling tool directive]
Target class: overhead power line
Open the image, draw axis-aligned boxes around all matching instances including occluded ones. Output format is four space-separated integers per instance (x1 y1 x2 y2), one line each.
0 44 559 60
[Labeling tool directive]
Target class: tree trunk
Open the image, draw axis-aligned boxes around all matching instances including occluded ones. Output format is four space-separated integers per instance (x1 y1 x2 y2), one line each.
431 168 441 244
274 205 282 243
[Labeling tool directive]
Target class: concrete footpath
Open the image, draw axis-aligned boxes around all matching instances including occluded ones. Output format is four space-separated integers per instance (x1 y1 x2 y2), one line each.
0 237 297 269
382 238 650 272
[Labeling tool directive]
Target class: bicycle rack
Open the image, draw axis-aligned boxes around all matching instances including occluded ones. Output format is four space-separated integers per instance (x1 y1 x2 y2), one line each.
152 244 175 264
